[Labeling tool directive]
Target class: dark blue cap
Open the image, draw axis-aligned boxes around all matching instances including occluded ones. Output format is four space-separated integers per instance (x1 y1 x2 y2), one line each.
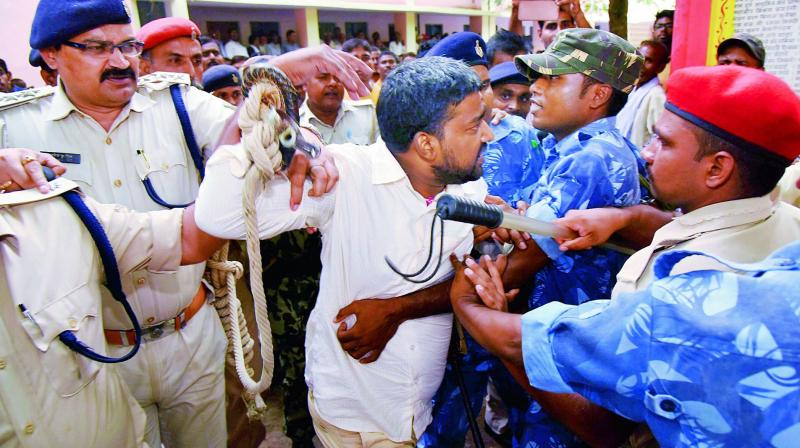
203 65 242 93
30 0 132 49
28 49 48 70
489 61 530 86
424 32 488 67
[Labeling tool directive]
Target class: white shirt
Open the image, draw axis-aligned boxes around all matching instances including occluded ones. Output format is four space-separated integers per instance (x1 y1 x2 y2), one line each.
194 140 487 441
389 41 405 55
299 99 379 145
224 40 249 58
615 76 663 146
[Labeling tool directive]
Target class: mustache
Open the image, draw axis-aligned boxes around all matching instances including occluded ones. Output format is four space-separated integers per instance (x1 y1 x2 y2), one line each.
101 68 136 82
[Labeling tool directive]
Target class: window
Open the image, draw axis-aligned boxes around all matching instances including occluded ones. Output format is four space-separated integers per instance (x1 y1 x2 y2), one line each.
251 22 280 39
425 24 443 37
319 22 337 37
346 22 368 39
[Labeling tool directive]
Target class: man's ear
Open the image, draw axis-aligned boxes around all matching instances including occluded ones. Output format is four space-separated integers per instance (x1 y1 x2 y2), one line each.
412 131 440 163
139 57 151 75
588 83 613 111
40 47 59 71
705 150 737 190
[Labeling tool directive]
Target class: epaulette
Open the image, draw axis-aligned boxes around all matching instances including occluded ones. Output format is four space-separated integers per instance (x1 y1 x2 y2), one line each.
0 86 55 112
137 71 191 91
0 177 80 207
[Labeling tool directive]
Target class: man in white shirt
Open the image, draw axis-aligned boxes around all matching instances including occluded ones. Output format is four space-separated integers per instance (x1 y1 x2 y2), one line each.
615 40 668 148
195 57 494 446
299 71 378 145
223 28 249 59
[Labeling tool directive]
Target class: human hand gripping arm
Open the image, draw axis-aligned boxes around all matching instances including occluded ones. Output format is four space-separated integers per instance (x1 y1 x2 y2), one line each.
452 254 638 447
334 278 453 364
554 204 673 252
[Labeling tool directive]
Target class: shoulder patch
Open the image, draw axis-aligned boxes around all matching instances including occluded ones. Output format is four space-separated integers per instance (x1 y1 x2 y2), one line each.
138 72 191 91
0 86 55 112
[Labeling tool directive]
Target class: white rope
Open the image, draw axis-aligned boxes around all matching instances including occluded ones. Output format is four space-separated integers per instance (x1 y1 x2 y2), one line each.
206 80 286 421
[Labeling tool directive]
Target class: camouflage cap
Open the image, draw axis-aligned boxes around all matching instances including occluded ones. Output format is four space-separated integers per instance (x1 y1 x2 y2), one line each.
717 33 766 66
515 28 642 93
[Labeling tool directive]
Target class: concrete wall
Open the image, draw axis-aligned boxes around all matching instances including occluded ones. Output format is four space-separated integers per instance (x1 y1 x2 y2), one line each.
418 13 470 35
189 5 297 41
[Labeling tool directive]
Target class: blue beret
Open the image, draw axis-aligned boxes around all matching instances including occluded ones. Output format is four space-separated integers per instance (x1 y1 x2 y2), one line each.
30 0 132 49
489 61 530 86
203 65 242 93
424 32 488 67
28 49 47 69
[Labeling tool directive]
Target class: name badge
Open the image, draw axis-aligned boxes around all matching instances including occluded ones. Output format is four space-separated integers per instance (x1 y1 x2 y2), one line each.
43 151 81 164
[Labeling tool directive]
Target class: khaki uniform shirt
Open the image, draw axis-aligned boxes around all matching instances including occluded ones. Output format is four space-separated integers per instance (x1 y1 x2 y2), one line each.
0 73 234 328
0 180 183 447
299 98 378 145
613 195 800 296
776 162 800 207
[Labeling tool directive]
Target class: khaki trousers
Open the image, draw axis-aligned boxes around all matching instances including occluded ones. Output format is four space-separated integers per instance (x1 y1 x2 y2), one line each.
308 392 416 448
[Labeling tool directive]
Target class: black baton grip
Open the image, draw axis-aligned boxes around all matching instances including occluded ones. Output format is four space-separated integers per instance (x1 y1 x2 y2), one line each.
436 194 504 228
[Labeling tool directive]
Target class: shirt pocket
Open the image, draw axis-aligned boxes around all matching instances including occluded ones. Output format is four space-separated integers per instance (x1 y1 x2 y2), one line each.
133 145 196 206
20 282 103 397
59 151 94 188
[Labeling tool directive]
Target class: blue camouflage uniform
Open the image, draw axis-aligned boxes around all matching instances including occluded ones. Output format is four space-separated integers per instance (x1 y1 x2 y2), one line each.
418 116 544 448
522 241 800 448
511 116 647 448
483 115 545 204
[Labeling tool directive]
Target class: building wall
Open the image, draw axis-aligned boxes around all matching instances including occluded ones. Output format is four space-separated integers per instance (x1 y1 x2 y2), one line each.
317 10 396 40
418 13 470 35
189 5 297 41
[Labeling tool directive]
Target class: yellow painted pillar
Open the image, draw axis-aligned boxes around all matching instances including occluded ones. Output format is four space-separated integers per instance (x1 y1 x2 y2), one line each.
481 0 495 41
127 0 141 29
295 7 320 47
166 0 189 19
404 12 418 53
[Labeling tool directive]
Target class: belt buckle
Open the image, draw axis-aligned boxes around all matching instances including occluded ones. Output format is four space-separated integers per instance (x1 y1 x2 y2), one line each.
141 318 177 342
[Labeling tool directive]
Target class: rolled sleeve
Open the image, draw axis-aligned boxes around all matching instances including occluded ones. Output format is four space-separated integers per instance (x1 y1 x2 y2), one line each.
195 143 334 240
521 301 576 394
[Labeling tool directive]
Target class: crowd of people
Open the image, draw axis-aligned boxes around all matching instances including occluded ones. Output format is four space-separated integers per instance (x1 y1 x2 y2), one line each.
1 0 799 448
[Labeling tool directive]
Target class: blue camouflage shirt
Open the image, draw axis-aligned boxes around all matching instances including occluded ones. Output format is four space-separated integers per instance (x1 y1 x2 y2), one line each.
515 117 647 448
482 115 545 204
522 241 800 448
523 116 646 308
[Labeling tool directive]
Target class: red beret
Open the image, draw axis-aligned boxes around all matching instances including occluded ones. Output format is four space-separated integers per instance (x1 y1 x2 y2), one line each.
665 65 800 164
136 17 201 51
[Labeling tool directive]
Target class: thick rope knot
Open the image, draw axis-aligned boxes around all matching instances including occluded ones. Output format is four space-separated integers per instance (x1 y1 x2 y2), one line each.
238 82 284 182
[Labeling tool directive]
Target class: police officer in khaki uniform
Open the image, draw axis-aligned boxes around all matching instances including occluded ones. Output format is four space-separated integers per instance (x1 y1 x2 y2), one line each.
0 2 233 446
0 148 225 448
0 1 371 446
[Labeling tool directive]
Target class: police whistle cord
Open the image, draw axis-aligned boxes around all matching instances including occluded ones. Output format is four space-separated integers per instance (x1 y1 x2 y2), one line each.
56 178 141 363
206 64 298 422
435 194 636 255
